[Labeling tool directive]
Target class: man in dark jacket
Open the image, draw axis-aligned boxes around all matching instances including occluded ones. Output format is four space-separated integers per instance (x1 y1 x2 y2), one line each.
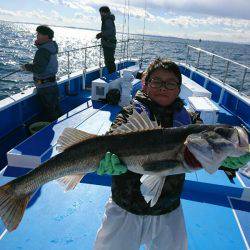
96 6 117 74
94 59 203 250
21 25 61 122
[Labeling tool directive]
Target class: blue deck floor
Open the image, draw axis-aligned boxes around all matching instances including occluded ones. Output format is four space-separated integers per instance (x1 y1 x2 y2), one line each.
0 85 249 249
0 180 249 250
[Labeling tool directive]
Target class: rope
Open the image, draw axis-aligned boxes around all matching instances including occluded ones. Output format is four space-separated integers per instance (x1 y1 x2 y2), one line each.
140 0 147 69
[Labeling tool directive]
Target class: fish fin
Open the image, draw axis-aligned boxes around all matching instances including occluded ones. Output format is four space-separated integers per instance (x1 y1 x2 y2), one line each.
57 173 86 191
140 175 165 207
0 183 32 232
57 128 95 152
113 110 161 134
142 160 181 172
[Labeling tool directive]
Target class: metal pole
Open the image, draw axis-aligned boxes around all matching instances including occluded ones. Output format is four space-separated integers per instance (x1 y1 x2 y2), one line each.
223 61 230 83
67 51 70 81
99 45 102 78
185 46 190 66
82 48 87 90
122 40 126 69
209 54 214 76
66 51 71 93
239 68 247 92
126 39 129 61
196 49 201 69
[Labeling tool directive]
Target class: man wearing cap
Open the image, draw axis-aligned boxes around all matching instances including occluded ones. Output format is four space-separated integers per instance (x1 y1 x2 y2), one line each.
96 6 117 75
21 25 61 122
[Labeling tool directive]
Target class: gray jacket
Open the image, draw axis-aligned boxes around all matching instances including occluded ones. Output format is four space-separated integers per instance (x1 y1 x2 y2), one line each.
101 13 116 48
25 41 58 81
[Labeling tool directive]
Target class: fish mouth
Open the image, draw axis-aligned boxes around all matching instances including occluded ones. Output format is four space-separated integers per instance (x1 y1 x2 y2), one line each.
235 127 249 151
187 127 249 160
214 126 249 153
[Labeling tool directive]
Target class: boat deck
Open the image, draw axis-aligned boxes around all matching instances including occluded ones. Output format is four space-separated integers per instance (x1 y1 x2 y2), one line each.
0 75 249 249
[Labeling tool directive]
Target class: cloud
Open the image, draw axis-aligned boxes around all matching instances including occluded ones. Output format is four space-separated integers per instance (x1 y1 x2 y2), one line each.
40 0 250 21
41 0 96 14
0 8 16 16
127 0 250 20
0 8 51 21
158 15 250 29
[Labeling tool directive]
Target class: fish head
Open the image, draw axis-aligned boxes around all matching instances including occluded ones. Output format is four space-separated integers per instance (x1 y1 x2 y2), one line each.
186 126 249 165
213 126 249 155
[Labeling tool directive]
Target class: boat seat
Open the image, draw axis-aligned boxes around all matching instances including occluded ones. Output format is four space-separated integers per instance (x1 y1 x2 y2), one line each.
7 100 121 169
180 75 212 100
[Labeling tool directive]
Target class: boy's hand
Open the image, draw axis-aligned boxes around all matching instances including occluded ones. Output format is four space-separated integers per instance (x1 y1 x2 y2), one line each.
97 152 127 175
221 153 250 170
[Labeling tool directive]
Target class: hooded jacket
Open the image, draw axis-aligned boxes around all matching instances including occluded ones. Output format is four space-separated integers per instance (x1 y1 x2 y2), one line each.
109 90 195 215
101 13 116 48
25 40 58 83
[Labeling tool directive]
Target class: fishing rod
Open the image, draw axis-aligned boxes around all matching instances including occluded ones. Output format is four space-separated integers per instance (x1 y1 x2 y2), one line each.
0 70 21 81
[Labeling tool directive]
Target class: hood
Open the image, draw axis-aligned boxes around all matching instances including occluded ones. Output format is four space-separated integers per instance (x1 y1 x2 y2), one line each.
38 41 58 55
102 13 115 21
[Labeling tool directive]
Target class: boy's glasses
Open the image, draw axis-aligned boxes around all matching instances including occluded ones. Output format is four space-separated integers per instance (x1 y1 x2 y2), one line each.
148 78 179 90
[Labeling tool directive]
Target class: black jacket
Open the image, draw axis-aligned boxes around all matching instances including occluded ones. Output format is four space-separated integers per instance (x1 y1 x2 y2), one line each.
25 41 58 82
100 13 116 48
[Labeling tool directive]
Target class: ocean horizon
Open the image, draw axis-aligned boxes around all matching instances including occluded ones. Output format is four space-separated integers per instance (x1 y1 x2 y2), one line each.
0 20 249 100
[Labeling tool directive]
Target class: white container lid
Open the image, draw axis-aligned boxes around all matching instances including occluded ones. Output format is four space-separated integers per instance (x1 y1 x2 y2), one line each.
188 96 219 112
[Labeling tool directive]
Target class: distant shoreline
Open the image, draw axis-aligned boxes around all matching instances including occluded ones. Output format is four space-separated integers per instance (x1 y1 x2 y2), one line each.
1 19 249 46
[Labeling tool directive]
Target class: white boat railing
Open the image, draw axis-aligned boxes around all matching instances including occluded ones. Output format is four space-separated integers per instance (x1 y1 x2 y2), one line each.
185 45 249 93
0 39 130 97
1 39 249 98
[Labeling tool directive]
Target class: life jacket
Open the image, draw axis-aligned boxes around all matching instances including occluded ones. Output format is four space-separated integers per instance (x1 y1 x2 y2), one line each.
133 99 191 127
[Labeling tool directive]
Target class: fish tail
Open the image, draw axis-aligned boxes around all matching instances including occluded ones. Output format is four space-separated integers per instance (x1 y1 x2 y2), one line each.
0 183 31 232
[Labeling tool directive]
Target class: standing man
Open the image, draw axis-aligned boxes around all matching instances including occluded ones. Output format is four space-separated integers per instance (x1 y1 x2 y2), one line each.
21 25 61 122
96 6 117 75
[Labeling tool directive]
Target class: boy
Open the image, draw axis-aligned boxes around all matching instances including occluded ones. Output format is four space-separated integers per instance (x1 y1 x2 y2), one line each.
94 58 203 250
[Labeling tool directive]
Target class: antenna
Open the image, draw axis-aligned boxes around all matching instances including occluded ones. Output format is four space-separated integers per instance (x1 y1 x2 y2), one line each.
140 0 147 69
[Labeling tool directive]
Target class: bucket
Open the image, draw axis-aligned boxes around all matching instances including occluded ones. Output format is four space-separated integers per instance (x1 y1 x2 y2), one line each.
29 122 50 135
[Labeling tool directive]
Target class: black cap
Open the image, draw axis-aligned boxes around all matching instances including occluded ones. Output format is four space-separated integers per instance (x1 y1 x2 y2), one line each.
36 25 54 39
99 6 110 13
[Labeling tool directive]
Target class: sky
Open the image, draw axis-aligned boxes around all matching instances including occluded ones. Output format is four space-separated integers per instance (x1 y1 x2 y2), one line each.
0 0 250 44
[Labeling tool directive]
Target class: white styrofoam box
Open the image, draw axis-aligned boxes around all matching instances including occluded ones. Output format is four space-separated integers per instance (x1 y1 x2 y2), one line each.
188 96 220 124
91 78 110 100
108 77 122 92
180 75 211 100
121 65 140 78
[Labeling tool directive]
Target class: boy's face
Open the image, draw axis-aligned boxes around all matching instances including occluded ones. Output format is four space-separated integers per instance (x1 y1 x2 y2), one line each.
36 32 49 44
144 68 180 107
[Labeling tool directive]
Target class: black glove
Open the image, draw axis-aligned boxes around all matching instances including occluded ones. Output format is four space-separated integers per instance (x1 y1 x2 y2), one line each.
96 33 102 39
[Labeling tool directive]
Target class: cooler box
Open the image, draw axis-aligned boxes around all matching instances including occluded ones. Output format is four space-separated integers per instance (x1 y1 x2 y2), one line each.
188 96 219 124
91 78 110 101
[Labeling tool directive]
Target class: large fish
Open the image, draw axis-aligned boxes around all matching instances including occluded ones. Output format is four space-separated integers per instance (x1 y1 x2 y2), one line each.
0 110 248 231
